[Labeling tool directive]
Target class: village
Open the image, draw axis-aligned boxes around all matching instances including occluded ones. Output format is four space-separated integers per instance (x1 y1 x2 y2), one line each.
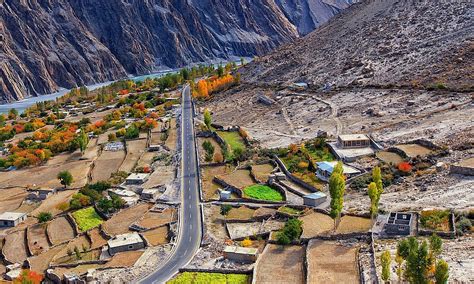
0 62 472 284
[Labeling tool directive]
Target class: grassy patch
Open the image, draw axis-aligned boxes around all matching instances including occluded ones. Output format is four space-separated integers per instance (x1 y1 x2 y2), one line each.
279 206 303 216
168 272 250 284
291 172 324 190
420 210 451 232
243 185 283 201
217 131 246 159
72 207 104 232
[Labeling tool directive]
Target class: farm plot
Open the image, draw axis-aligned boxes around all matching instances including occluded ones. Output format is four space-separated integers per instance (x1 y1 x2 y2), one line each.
395 144 433 158
142 226 169 246
3 230 28 264
137 152 156 168
0 187 28 213
336 215 372 234
227 206 256 221
82 138 99 160
203 205 228 241
103 203 151 236
150 131 163 146
201 165 233 200
104 250 144 268
88 228 108 249
255 244 305 284
53 264 102 279
47 217 76 245
219 169 255 189
0 159 91 188
72 207 104 232
91 149 125 183
299 212 334 238
143 165 175 189
376 151 404 165
165 118 177 151
251 163 275 182
307 240 359 284
169 272 250 284
51 235 91 265
198 137 223 163
119 139 147 172
243 185 284 201
420 209 451 232
27 223 50 255
31 190 77 217
28 244 66 273
136 208 177 230
227 220 284 240
216 131 246 160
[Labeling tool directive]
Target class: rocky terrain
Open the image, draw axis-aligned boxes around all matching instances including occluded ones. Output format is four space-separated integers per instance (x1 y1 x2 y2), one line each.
0 0 354 102
243 0 473 91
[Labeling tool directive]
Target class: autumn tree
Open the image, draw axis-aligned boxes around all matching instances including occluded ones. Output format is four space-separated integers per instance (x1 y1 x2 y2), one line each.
196 80 209 98
381 250 391 283
204 109 212 130
329 162 345 229
434 259 449 284
58 170 73 188
8 108 18 120
13 269 43 284
213 152 224 163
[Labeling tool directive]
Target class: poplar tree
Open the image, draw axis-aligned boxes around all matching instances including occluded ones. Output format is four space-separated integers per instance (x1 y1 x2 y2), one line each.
329 162 345 229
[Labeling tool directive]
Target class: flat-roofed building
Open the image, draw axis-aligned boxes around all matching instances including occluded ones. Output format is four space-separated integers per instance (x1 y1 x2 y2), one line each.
316 161 361 181
337 134 371 149
303 192 327 207
0 212 27 227
125 173 150 185
223 246 258 263
107 232 145 255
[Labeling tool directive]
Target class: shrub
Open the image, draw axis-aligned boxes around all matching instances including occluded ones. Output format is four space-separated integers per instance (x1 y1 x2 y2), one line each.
213 152 224 163
241 238 253 247
420 210 450 231
277 218 303 245
37 212 52 223
220 204 232 216
398 162 412 173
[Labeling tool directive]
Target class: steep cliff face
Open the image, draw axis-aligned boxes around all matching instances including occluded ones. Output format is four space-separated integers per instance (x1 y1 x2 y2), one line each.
0 0 353 103
275 0 356 35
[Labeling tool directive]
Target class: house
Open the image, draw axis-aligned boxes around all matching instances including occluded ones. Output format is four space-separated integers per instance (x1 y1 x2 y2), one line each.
0 212 27 227
337 134 371 149
303 192 327 207
26 188 56 201
108 232 145 255
382 212 414 236
125 173 150 185
141 188 160 201
109 189 139 207
219 189 232 200
316 161 361 181
223 246 258 263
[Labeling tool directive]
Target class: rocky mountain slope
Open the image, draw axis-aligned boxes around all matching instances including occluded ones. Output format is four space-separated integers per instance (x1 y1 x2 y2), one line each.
0 0 353 103
243 0 473 91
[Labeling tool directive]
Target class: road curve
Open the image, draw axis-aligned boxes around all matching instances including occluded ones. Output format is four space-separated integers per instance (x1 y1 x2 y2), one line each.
139 85 202 284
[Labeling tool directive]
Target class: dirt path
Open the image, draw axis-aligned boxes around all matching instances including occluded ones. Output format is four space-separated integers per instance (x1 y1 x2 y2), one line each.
310 95 342 136
281 106 298 136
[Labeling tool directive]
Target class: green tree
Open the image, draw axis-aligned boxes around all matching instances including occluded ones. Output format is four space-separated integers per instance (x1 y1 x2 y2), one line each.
125 124 139 139
276 218 302 245
77 129 89 154
8 108 18 120
329 162 345 229
434 259 449 284
373 166 383 193
368 166 384 220
220 204 232 216
37 212 52 223
74 246 81 259
204 109 212 130
429 234 443 259
406 240 430 284
217 65 224 77
57 170 73 188
381 250 391 283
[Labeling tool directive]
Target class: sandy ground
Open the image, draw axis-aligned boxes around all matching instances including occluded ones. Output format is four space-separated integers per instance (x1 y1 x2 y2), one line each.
88 228 108 249
143 165 175 189
201 165 233 200
103 203 151 236
0 187 27 212
51 235 91 264
251 163 275 183
28 244 66 273
219 169 255 189
255 244 305 284
31 190 77 217
165 118 177 151
226 220 284 240
119 139 147 172
203 205 228 241
307 240 359 284
104 251 145 268
47 216 76 245
136 208 177 230
227 206 255 221
299 212 371 238
136 152 156 168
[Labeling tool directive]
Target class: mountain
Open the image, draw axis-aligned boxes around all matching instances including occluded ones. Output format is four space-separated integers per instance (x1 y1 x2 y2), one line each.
242 0 473 91
0 0 353 103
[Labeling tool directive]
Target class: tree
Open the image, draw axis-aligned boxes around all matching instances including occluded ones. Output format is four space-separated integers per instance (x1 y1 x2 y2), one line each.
406 240 430 284
241 238 253 247
13 269 43 284
204 109 212 130
329 162 345 229
8 108 18 120
434 259 449 284
213 152 224 163
429 233 443 259
381 250 391 283
217 65 224 77
277 218 303 245
77 129 89 154
220 204 232 216
57 170 73 188
373 166 383 193
368 167 384 220
74 246 81 259
37 212 52 223
125 124 139 139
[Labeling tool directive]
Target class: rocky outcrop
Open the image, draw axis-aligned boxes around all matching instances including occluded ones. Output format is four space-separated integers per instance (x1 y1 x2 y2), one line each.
242 0 473 91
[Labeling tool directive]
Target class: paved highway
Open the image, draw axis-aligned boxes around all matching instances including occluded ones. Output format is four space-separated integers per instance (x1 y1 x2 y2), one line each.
140 85 202 284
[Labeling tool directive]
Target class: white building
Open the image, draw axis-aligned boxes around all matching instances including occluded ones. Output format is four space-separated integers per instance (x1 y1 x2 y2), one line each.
0 212 27 227
126 173 150 185
141 188 160 201
108 232 145 255
316 161 361 182
303 192 327 207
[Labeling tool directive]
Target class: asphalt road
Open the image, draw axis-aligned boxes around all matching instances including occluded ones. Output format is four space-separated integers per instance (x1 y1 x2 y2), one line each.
140 85 202 284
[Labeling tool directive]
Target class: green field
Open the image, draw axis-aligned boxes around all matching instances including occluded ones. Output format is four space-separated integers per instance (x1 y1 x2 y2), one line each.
168 272 250 284
72 207 104 232
217 131 246 159
243 185 284 201
279 206 303 216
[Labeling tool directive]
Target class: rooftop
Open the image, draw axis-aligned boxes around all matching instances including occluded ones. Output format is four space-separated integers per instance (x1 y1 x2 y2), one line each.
304 192 327 199
108 232 143 248
223 246 258 255
126 173 150 180
338 134 370 141
0 212 27 221
316 161 361 175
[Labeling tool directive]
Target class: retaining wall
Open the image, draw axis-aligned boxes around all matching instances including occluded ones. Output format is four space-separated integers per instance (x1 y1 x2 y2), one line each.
273 155 319 193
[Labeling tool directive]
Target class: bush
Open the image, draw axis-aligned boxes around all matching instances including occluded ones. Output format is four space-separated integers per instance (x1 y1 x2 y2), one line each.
277 218 303 245
241 238 253 247
37 212 52 223
456 216 472 235
220 204 232 216
420 210 450 231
